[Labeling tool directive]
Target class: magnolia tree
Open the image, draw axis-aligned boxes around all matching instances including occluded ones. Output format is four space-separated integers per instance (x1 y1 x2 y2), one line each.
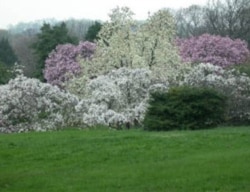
0 66 169 132
135 9 185 82
44 41 96 87
0 74 79 133
181 63 250 124
74 67 168 128
176 34 250 67
69 7 186 93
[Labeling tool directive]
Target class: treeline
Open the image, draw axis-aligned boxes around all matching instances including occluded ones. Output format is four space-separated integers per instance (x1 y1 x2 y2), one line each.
1 7 250 133
174 0 250 46
0 19 100 81
0 0 250 83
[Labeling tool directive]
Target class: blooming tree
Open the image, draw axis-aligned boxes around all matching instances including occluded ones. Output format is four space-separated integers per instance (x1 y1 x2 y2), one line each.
135 9 184 82
181 63 250 124
44 41 96 87
71 7 186 91
176 34 250 67
0 74 79 133
74 67 169 129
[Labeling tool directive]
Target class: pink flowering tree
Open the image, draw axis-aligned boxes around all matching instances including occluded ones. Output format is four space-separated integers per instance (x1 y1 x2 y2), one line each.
44 41 96 87
176 34 250 67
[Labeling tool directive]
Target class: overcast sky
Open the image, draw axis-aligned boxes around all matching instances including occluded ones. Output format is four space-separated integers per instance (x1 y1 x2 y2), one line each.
0 0 208 29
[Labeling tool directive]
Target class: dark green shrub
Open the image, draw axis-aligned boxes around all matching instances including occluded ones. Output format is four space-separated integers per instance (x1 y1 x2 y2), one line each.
0 61 12 84
143 86 227 131
233 62 250 77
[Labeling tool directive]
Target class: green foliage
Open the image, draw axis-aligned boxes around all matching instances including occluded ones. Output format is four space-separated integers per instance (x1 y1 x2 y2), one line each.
0 38 18 66
32 22 77 81
0 61 12 84
233 61 250 77
144 86 227 131
85 21 102 42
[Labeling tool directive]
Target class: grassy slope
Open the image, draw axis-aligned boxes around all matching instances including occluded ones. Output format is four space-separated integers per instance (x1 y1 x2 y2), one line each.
0 127 250 192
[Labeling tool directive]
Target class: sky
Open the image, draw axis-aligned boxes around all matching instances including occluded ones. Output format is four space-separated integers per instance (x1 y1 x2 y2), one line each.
0 0 208 29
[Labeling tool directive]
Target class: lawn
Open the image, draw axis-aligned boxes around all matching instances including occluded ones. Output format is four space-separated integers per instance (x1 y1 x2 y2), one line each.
0 126 250 192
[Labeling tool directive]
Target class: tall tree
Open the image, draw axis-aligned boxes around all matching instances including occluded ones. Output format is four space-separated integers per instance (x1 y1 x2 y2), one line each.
32 22 77 80
204 0 250 45
0 29 9 40
85 21 102 42
69 7 184 94
0 38 18 66
174 0 250 47
11 33 38 78
174 5 206 38
65 19 94 40
0 61 12 84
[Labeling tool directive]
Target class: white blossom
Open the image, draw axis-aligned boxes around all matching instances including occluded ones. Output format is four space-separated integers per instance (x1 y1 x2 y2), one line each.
74 67 162 129
0 74 79 133
181 63 250 123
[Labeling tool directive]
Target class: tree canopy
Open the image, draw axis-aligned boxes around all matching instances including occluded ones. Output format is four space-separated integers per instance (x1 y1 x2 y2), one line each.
174 0 250 46
85 21 102 42
32 22 77 80
0 38 18 66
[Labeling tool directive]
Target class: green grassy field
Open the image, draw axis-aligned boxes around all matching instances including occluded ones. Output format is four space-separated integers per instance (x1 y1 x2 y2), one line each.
0 126 250 192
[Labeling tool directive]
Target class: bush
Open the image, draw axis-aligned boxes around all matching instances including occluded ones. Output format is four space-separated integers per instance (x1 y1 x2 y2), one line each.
0 74 79 133
233 61 250 77
143 86 227 131
176 34 250 67
74 67 154 129
182 63 250 125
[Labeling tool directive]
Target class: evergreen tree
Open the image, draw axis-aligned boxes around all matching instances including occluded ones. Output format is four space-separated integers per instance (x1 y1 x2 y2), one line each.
85 21 102 42
32 22 77 81
0 38 18 66
0 60 14 84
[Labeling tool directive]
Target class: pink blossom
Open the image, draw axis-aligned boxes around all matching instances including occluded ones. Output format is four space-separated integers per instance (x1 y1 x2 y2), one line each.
176 34 250 67
44 41 96 87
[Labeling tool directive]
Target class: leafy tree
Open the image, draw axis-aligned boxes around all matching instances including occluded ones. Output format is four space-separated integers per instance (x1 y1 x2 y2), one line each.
85 21 102 42
0 38 18 84
0 38 18 66
32 22 77 80
0 61 12 84
176 34 250 67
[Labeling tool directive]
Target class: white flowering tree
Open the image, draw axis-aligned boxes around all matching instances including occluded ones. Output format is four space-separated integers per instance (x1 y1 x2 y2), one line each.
134 9 185 82
69 7 187 94
0 74 79 133
181 63 250 124
95 7 136 69
74 67 161 129
0 7 196 133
